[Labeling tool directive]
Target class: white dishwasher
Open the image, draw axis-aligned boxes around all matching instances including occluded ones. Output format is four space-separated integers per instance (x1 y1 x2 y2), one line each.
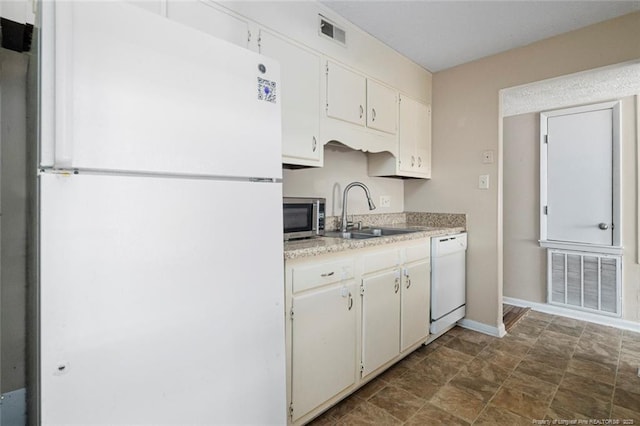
430 233 467 335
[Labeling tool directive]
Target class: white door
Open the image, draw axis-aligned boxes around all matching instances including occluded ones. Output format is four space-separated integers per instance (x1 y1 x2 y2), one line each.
41 2 281 179
361 269 400 377
39 173 286 425
291 282 357 422
544 104 616 246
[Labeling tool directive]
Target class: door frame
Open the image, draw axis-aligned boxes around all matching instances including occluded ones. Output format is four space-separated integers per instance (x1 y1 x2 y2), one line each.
539 100 622 253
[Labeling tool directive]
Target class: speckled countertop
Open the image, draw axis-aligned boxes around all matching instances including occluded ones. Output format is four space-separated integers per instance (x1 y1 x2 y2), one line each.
284 212 466 260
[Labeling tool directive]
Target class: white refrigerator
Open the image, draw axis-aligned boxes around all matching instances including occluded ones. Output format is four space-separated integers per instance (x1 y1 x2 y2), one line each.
37 2 286 424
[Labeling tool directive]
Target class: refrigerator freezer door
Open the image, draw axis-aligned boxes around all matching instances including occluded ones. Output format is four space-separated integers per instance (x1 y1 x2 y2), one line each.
39 173 285 424
40 2 281 179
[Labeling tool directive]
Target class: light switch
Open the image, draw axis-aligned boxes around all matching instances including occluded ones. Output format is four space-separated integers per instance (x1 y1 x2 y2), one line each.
478 175 489 189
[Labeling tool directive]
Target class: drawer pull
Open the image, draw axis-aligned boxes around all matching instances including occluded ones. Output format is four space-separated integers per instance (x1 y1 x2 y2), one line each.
348 292 353 310
321 271 335 277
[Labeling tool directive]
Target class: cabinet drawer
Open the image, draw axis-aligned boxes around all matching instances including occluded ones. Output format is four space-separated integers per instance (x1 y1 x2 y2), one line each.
292 259 354 293
404 242 430 264
362 248 400 275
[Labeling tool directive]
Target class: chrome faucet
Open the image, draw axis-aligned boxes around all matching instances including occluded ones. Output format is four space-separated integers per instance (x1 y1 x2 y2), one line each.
341 182 376 232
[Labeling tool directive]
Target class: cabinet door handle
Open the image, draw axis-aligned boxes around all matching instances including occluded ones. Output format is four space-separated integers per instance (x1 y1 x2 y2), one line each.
371 108 376 122
394 277 400 294
321 271 335 277
418 157 422 167
405 275 411 289
411 156 415 167
348 292 353 310
312 136 317 152
359 105 364 119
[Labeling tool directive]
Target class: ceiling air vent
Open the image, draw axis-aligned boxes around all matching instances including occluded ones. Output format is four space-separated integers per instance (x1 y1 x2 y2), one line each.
319 15 346 46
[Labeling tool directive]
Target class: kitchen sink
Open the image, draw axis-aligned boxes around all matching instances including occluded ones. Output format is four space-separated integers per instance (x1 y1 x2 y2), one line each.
358 227 421 236
324 227 422 240
324 231 379 240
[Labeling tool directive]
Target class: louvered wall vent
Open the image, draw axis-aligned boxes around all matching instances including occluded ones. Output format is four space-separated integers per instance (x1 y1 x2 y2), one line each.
548 249 621 317
319 15 346 45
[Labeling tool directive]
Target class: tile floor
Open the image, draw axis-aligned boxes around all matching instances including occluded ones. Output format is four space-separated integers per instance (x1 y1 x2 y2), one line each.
309 310 640 425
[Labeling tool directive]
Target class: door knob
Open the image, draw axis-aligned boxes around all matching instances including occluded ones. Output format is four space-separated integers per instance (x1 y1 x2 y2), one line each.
598 223 609 230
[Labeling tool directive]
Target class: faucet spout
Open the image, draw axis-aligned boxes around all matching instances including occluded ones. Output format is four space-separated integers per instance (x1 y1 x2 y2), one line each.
341 182 376 232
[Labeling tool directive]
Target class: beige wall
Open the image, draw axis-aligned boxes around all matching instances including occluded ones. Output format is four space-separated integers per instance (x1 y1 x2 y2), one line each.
503 97 639 323
405 11 640 329
284 144 404 217
503 112 545 303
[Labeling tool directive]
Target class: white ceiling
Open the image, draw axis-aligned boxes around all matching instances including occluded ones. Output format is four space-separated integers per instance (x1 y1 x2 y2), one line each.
320 1 640 72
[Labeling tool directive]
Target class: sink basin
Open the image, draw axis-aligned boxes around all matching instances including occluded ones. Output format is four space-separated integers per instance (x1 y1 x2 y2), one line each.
324 227 421 240
324 231 380 240
358 227 420 236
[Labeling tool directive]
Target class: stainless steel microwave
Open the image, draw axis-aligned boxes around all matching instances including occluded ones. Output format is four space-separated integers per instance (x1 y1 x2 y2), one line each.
283 197 325 240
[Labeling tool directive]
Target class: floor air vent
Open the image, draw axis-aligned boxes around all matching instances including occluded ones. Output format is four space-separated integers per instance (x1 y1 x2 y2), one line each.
548 249 621 317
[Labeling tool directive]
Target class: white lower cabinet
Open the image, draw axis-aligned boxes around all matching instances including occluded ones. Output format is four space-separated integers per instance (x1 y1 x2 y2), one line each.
401 259 431 351
361 241 430 378
361 268 401 377
285 238 431 425
291 282 357 422
286 255 357 424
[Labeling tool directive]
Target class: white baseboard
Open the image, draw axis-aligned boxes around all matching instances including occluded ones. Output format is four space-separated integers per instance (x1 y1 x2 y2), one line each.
503 296 640 333
458 318 507 338
0 388 26 426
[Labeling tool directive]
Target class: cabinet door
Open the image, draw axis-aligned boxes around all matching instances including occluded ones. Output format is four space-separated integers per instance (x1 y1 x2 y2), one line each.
400 260 431 351
415 103 432 177
167 1 250 49
259 30 321 167
398 95 431 177
367 80 398 134
362 269 401 377
291 282 357 421
398 94 419 173
326 61 366 127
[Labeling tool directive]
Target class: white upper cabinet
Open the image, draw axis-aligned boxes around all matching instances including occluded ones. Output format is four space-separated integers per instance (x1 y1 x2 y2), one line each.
369 94 431 179
166 1 252 49
323 60 399 153
398 95 431 176
259 29 322 167
326 60 398 135
366 80 398 135
326 60 367 127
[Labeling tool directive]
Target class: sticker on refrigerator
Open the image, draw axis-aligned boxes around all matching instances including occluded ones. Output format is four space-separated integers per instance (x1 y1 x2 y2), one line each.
257 77 276 103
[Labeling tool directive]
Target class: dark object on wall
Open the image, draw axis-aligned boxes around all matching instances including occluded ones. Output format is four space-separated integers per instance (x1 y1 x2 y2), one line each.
1 18 33 53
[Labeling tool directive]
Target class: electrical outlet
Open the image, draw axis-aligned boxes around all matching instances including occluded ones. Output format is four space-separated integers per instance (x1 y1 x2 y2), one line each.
478 175 490 189
379 195 391 208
